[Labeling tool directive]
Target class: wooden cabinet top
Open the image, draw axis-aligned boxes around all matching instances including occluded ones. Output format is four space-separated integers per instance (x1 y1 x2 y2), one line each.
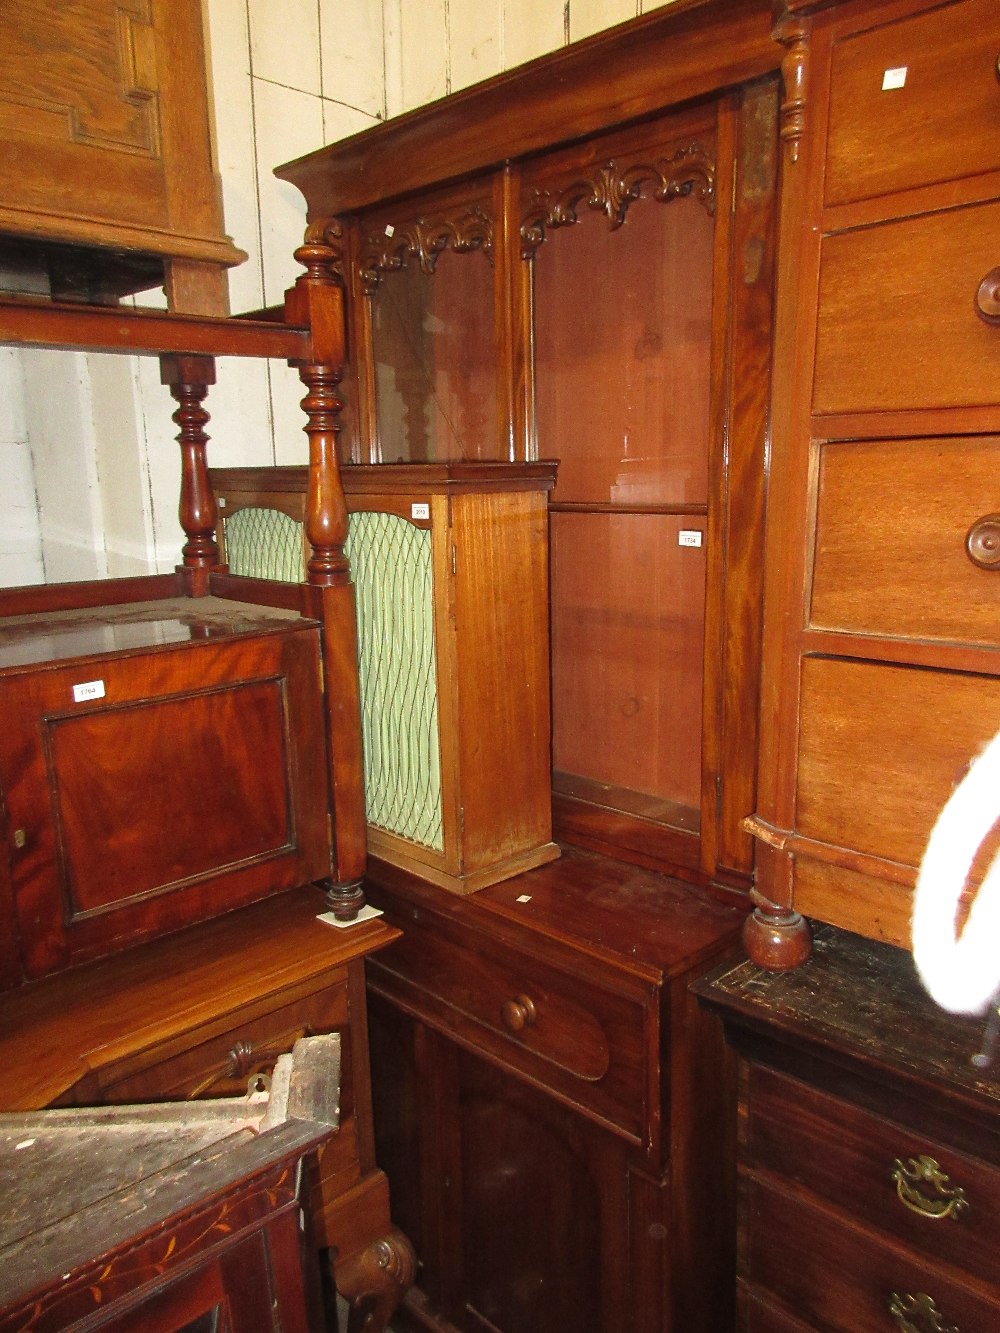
368 845 745 987
275 0 781 218
695 925 1000 1137
0 596 317 672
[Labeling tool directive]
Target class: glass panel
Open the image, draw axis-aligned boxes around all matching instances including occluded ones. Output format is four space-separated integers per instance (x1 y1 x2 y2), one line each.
550 511 705 826
372 248 497 462
345 511 443 850
533 196 714 507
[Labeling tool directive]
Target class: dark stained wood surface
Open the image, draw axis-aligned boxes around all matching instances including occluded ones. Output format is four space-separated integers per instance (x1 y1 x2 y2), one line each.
695 923 1000 1129
364 848 744 1332
698 922 1000 1331
474 844 746 980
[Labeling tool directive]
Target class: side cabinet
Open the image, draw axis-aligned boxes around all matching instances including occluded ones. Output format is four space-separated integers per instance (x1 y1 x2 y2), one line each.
364 849 745 1333
696 927 1000 1332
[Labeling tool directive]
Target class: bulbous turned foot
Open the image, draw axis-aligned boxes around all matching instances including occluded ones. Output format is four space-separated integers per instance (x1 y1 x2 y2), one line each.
324 877 366 922
336 1227 416 1333
743 904 812 971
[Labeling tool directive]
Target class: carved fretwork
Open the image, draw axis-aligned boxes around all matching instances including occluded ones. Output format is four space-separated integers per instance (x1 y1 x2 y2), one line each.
358 206 494 294
773 10 811 164
519 142 716 257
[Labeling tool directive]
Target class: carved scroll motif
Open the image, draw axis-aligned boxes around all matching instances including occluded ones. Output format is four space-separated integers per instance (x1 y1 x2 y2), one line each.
358 206 495 294
519 142 716 258
303 218 347 282
774 11 811 164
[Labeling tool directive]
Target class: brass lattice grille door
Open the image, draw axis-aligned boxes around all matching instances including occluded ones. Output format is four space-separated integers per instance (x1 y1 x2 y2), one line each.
345 511 443 852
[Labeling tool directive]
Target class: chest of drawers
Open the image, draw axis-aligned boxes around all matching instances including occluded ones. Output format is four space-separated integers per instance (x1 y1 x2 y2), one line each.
696 925 1000 1332
747 0 1000 964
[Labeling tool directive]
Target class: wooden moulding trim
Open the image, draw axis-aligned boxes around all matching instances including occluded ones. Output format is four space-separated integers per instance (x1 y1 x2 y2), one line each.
0 207 248 267
0 572 182 618
741 814 915 887
274 0 780 217
0 297 311 359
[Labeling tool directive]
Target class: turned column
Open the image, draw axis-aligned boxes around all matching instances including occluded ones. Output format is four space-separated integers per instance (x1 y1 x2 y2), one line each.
286 232 367 922
160 354 221 597
740 4 815 970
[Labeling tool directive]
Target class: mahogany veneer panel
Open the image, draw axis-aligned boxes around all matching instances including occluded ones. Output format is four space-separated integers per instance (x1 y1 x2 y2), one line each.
746 1176 1000 1332
550 511 705 816
0 598 329 982
748 1063 1000 1284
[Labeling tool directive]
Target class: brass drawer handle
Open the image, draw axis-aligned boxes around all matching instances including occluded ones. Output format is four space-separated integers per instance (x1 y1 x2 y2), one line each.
500 994 537 1032
965 514 1000 568
889 1291 958 1333
891 1156 968 1220
975 265 1000 323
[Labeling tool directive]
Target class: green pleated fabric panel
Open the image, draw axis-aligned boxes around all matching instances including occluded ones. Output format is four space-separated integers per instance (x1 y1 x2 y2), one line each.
223 507 303 583
345 511 443 851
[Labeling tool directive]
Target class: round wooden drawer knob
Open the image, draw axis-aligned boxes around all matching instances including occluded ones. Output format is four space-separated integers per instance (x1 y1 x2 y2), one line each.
975 266 1000 323
965 514 1000 568
500 994 537 1032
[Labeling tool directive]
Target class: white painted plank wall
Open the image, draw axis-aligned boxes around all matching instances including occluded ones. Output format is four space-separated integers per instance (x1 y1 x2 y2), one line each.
3 0 678 582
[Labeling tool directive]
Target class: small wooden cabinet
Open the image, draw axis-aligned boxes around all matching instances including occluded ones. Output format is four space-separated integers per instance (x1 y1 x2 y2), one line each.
0 597 330 985
364 848 745 1333
746 0 1000 964
696 926 1000 1331
211 462 560 894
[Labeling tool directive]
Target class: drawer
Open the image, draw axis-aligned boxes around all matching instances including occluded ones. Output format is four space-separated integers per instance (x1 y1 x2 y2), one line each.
96 985 349 1103
825 0 1000 208
796 657 1000 870
747 1065 1000 1287
741 1286 817 1333
811 437 1000 644
813 200 1000 414
368 907 651 1144
746 1174 1000 1332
